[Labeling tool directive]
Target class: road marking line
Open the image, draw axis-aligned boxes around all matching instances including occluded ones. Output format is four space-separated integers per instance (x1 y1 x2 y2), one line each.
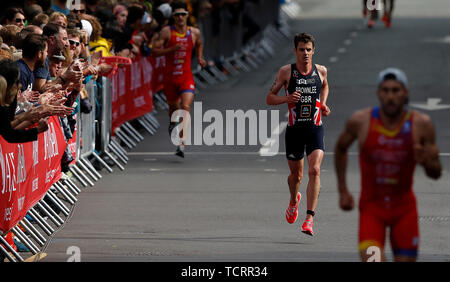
264 169 277 172
338 48 347 53
329 57 338 63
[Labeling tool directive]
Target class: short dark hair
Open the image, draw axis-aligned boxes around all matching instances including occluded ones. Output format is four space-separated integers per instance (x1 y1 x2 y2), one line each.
171 1 188 12
43 23 63 38
126 5 145 26
294 32 315 49
22 33 47 59
14 28 33 49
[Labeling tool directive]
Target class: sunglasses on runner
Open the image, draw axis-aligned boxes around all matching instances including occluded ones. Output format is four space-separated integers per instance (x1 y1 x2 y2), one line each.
15 18 25 23
69 39 80 47
173 12 188 17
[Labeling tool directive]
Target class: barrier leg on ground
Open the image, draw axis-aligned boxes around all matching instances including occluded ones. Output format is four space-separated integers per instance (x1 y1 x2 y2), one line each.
221 58 241 76
79 157 102 180
230 52 251 72
37 200 65 225
35 203 62 228
45 190 70 216
110 138 128 159
30 207 56 234
0 235 23 262
27 209 53 236
53 183 77 205
144 113 160 130
91 152 113 173
241 49 260 69
11 226 39 255
72 164 95 186
76 159 99 182
107 143 128 165
195 66 218 85
21 218 47 245
103 150 125 171
137 117 157 135
115 128 136 149
125 122 145 141
207 65 228 82
154 92 169 110
69 166 88 187
64 178 81 194
121 122 143 143
18 220 45 247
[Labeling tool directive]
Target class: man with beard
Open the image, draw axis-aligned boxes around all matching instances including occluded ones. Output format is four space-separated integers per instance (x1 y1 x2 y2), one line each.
15 33 48 91
34 23 82 92
334 68 442 261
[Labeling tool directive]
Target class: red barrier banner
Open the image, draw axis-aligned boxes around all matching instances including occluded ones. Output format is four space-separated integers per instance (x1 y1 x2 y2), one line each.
111 56 154 133
0 116 67 234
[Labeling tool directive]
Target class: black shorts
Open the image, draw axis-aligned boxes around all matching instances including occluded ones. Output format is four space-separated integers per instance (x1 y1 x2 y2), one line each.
285 124 324 161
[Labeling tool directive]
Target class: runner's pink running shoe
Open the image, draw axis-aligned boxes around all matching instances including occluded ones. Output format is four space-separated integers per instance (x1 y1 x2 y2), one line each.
285 192 301 224
301 220 314 236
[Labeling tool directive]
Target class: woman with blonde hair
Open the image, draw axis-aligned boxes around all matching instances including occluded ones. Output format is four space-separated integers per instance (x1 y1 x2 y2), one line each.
49 11 68 29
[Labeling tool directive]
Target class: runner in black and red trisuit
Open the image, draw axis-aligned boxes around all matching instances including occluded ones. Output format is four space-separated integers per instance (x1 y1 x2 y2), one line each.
266 33 331 236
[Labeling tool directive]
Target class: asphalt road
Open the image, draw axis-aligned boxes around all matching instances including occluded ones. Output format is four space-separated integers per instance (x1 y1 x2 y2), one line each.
41 0 450 262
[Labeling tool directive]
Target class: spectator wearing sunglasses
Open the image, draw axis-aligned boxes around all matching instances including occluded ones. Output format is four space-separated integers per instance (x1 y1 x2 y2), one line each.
68 28 82 60
72 1 87 16
2 7 26 30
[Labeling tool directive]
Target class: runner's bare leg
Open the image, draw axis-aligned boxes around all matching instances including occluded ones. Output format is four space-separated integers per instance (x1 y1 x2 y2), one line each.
179 91 195 145
305 149 324 220
287 159 304 204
